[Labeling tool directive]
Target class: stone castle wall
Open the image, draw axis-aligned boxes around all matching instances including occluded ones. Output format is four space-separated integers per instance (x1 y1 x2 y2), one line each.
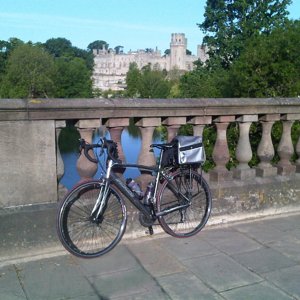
92 33 208 91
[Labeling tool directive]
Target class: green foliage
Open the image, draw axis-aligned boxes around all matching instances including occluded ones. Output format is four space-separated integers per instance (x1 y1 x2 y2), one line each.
0 38 94 99
0 43 56 98
198 0 291 69
125 63 141 97
0 39 24 75
58 125 80 153
228 20 300 97
53 57 93 98
87 40 109 52
44 38 94 70
164 49 170 56
139 68 171 98
292 121 300 161
179 64 229 97
100 89 126 99
44 38 73 57
114 46 124 54
125 63 171 98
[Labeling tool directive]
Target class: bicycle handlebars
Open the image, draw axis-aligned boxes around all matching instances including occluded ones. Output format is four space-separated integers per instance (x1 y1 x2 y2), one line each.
79 138 121 164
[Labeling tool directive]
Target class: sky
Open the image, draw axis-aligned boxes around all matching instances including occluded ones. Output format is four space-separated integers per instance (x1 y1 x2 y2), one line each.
1 0 300 55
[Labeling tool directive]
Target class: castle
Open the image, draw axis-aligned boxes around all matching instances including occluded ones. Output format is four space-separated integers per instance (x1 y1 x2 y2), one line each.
92 33 208 91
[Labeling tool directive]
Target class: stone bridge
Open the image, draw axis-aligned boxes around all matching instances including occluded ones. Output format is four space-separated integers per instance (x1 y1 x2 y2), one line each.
0 98 300 224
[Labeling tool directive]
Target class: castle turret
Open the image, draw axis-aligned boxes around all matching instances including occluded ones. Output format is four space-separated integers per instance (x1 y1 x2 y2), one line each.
170 33 187 70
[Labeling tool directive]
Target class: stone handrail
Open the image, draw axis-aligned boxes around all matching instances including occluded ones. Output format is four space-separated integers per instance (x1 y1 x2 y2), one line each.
0 98 299 223
1 98 300 120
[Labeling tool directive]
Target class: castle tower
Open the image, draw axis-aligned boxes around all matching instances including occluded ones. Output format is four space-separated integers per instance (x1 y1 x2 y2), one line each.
170 33 187 70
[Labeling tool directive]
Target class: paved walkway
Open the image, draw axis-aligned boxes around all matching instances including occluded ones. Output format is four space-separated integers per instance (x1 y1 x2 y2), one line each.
1 212 300 299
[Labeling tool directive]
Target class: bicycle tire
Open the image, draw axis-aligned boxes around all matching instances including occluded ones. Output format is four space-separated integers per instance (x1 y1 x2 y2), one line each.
57 180 127 258
156 168 212 237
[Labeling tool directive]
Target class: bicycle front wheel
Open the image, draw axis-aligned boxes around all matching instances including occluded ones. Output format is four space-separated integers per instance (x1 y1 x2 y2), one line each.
57 180 127 258
157 168 212 238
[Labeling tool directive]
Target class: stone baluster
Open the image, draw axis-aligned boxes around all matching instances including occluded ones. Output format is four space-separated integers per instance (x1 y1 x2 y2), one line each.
296 131 300 173
209 116 235 183
162 117 186 142
136 117 161 189
256 114 279 177
55 121 65 182
188 116 212 136
75 119 101 182
289 114 300 173
233 115 257 180
55 121 67 198
277 115 296 175
106 118 129 175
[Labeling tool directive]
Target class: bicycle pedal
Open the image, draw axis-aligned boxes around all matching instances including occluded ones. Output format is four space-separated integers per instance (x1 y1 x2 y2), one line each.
147 226 154 235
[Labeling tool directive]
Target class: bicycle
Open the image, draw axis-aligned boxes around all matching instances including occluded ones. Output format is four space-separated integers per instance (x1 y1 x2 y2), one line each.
56 135 212 258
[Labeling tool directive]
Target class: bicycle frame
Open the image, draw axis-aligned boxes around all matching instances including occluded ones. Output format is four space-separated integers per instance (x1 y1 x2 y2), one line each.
94 153 192 224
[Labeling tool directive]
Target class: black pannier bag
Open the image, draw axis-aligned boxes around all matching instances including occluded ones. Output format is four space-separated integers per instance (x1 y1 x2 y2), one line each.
161 136 205 167
161 146 176 167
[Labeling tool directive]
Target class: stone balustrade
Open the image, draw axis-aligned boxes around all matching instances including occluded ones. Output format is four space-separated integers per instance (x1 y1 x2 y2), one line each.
0 98 300 223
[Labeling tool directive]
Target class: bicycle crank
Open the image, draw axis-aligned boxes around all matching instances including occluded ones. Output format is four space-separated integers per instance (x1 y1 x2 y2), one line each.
138 212 155 227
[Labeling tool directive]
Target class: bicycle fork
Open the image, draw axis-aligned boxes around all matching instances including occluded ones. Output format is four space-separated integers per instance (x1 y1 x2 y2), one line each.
90 161 114 223
90 181 110 223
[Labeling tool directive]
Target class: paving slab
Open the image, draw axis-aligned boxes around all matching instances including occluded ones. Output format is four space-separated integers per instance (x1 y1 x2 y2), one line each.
232 247 296 274
155 234 220 261
182 253 263 292
267 235 300 263
221 281 294 300
73 245 141 278
0 265 27 300
233 220 286 244
202 227 262 255
264 265 300 299
16 256 94 300
127 239 187 277
89 267 169 300
157 271 223 300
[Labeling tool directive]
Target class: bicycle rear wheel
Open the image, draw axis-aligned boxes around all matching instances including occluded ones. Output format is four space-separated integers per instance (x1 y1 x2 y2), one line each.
57 180 127 258
157 168 212 237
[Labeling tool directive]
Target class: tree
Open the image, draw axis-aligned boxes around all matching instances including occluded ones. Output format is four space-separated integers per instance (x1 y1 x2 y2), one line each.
0 38 24 75
87 40 109 52
139 67 171 98
44 38 93 70
125 63 141 97
126 63 171 98
0 44 55 98
114 45 124 54
228 20 300 97
53 57 93 98
164 49 170 56
44 38 73 57
198 0 291 68
0 40 8 76
179 65 229 98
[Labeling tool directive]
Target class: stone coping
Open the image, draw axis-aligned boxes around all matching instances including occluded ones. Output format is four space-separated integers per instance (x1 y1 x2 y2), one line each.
0 98 300 121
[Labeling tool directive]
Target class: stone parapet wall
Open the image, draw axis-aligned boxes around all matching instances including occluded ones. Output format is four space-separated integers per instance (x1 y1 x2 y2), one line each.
0 98 299 225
